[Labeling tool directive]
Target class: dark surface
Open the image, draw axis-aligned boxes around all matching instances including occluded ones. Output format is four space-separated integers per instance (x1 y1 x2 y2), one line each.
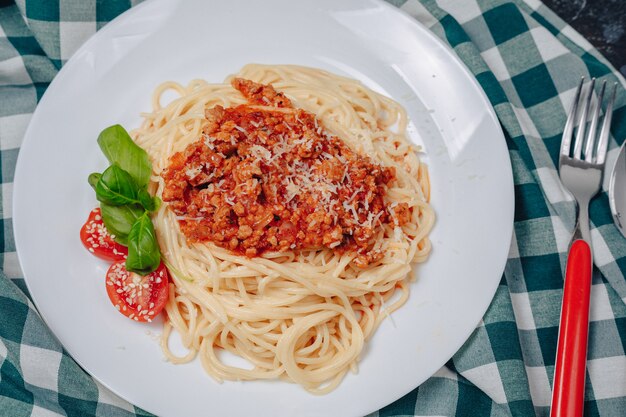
543 0 626 77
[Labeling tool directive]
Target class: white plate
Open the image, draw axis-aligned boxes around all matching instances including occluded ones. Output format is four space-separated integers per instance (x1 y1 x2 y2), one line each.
13 1 514 416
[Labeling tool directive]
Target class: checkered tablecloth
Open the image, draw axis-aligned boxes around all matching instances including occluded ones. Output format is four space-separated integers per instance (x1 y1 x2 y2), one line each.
1 0 625 416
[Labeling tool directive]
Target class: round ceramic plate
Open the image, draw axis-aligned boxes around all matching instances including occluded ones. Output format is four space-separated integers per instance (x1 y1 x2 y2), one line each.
13 1 514 416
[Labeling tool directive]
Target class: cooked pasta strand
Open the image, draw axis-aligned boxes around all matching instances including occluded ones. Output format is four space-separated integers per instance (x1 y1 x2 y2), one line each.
132 64 434 394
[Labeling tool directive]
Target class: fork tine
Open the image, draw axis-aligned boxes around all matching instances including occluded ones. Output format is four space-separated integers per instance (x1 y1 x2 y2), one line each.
560 77 584 158
596 82 617 165
584 80 606 162
573 78 595 159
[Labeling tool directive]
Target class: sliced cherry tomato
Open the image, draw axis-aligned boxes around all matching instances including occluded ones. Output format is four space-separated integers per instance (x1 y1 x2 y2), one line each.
80 208 128 261
105 261 169 322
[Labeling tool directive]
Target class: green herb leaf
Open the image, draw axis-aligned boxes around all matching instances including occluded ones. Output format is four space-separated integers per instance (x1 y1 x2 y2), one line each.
92 124 160 272
95 164 141 206
126 212 160 275
138 189 157 211
88 173 101 191
100 203 144 245
97 125 151 188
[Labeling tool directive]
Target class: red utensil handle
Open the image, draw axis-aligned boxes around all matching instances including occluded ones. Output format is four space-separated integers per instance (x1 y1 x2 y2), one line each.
551 239 592 417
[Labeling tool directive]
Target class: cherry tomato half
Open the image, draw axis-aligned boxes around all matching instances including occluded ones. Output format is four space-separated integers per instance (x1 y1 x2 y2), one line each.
80 208 128 262
105 261 169 322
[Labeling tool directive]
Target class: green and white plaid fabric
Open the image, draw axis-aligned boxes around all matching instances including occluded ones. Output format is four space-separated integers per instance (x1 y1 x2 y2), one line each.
1 0 625 416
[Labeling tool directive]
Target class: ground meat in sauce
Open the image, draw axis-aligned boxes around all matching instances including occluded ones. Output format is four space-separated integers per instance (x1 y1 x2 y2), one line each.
161 78 410 267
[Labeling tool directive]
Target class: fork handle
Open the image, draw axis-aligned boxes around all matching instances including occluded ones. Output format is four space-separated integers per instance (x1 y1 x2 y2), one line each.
551 239 592 417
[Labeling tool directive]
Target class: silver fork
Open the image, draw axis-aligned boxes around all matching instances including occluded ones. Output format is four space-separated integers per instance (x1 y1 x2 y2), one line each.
551 78 617 417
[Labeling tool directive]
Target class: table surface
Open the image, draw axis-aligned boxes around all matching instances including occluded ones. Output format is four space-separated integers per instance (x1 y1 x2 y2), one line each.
545 0 625 77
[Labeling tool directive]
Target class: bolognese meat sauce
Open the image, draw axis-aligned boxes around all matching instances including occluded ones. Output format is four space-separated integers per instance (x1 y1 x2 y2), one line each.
161 78 410 266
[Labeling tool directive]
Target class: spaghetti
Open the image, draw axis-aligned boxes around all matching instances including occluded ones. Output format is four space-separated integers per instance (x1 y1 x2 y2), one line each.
132 64 434 394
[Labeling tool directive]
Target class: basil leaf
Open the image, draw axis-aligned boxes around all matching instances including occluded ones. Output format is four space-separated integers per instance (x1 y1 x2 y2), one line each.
126 212 160 275
100 203 144 245
88 173 101 191
97 125 151 188
96 164 141 206
138 189 157 212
